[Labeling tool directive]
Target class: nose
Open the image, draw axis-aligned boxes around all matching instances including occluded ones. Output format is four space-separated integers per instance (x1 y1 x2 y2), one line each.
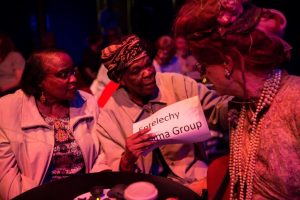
69 73 77 83
143 65 155 78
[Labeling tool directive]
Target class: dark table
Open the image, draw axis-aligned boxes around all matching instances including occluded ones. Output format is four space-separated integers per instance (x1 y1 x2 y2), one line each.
13 171 201 200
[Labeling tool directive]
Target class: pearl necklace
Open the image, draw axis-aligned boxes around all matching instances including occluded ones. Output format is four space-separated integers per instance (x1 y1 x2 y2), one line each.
229 69 282 200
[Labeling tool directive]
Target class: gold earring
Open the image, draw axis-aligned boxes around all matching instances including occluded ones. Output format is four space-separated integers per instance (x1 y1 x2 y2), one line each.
40 91 46 104
224 62 232 80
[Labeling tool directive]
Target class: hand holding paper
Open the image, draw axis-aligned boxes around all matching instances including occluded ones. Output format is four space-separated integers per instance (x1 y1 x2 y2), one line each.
120 128 156 171
133 96 212 155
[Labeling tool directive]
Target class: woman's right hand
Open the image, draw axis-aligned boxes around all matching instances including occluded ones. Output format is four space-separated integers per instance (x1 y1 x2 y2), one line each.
120 128 156 171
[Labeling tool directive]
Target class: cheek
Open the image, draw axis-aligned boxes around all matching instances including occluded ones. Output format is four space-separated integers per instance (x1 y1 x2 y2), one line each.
43 80 67 94
206 68 229 88
206 68 223 82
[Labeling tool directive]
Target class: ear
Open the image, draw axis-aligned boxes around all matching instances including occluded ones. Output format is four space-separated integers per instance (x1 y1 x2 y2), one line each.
224 55 234 71
118 76 125 87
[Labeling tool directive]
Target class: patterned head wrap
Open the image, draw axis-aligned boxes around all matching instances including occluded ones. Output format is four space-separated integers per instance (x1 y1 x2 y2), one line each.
101 34 148 82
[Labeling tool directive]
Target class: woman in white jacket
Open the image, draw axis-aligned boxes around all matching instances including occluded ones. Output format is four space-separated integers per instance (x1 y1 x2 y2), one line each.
0 49 109 200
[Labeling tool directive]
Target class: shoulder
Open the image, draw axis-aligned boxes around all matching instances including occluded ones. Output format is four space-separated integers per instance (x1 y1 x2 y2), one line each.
275 75 300 114
0 89 24 107
156 72 198 98
279 75 300 99
75 90 99 112
156 72 197 86
7 51 25 61
0 90 25 122
78 90 96 102
101 88 127 113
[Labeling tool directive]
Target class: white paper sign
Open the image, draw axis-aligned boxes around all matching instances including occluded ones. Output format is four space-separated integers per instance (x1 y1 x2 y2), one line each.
133 96 211 154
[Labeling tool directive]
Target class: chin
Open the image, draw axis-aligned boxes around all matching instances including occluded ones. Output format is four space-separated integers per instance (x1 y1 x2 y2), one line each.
66 91 77 101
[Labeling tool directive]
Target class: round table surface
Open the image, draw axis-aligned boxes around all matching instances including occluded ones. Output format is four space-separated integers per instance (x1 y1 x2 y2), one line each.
13 171 201 200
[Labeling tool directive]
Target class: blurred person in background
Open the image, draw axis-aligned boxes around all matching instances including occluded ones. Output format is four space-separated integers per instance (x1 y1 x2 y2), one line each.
153 35 183 74
175 35 202 82
0 32 25 96
80 32 104 87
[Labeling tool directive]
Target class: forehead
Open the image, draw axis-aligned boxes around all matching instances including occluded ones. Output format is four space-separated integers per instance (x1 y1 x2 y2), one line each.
128 56 150 69
42 52 73 71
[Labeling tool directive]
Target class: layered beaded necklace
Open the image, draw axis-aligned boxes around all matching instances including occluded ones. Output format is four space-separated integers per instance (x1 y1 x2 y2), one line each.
229 69 282 200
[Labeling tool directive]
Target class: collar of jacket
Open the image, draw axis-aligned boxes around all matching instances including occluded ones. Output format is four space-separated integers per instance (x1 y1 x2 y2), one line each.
21 91 93 130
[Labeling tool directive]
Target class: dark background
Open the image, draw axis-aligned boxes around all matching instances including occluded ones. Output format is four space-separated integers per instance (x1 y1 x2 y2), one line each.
0 0 299 74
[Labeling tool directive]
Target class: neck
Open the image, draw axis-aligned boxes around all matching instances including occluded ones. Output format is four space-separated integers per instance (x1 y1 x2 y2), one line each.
128 88 158 107
129 94 151 107
36 99 69 118
243 71 271 99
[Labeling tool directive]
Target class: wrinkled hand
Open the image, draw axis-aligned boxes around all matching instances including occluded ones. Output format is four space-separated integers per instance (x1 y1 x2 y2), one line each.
120 128 156 171
124 127 156 163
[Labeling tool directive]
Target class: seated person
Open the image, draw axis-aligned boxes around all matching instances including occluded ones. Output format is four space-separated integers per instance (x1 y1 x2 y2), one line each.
90 64 111 100
174 0 299 199
0 49 109 200
95 34 229 196
0 33 25 96
175 35 202 82
153 35 183 74
80 33 103 86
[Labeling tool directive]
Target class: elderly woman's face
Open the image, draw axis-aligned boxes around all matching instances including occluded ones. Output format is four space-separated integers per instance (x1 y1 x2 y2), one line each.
120 56 156 99
197 62 243 97
41 52 78 101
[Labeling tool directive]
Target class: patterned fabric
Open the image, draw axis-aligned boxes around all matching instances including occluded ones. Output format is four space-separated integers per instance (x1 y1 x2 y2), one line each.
228 74 300 199
43 116 85 181
101 34 148 82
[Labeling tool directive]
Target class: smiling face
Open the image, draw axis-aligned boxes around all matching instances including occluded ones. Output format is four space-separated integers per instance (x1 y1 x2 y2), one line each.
40 52 78 102
119 56 157 104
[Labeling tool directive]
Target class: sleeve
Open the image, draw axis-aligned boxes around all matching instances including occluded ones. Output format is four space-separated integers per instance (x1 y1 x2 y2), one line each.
87 94 111 173
168 73 231 130
90 147 111 173
293 97 300 138
198 83 233 130
0 128 37 200
94 109 126 171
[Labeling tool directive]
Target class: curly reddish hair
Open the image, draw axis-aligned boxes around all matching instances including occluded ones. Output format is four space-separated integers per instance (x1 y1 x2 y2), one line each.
173 0 289 73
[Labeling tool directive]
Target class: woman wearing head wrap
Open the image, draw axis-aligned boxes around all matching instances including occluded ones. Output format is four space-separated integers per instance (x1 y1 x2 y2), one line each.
175 0 299 199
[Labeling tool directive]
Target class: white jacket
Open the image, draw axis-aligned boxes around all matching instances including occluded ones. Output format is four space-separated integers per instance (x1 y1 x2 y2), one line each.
0 90 109 200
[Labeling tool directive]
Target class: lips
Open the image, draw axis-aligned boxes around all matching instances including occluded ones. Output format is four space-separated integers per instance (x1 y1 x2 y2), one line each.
68 85 77 91
143 79 156 87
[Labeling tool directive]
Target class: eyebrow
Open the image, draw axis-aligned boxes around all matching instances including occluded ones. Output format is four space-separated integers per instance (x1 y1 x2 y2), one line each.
53 65 75 73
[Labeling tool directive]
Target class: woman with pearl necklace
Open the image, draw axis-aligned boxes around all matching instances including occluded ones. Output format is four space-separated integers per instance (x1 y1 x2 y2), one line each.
174 0 300 199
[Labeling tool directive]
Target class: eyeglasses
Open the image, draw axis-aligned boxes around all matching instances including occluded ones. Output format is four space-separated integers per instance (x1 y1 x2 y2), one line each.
47 68 77 80
194 62 206 75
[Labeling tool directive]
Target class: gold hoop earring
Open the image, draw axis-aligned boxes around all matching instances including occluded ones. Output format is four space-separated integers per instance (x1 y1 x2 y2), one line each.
224 62 232 80
40 91 46 104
